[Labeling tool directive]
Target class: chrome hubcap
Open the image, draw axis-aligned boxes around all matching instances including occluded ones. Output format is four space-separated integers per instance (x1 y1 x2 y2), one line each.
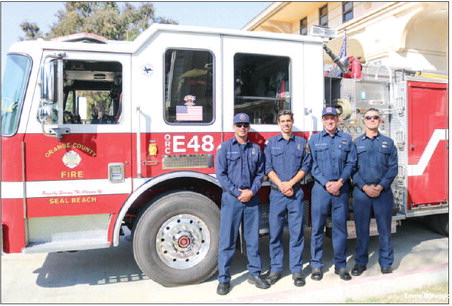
156 214 210 269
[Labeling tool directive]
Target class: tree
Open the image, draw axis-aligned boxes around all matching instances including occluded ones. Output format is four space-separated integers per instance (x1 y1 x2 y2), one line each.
20 2 177 41
19 22 44 40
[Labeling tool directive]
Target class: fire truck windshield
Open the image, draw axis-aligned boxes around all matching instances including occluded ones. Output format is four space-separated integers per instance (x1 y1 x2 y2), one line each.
1 54 32 136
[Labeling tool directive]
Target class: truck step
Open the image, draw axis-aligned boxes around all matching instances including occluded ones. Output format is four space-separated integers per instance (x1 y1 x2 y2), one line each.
24 239 110 254
326 218 397 239
24 214 111 253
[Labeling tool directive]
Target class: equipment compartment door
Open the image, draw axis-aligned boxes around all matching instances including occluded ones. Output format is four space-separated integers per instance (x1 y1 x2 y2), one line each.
407 81 448 207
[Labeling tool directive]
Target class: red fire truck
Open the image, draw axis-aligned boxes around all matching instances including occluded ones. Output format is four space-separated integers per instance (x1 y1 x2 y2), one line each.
1 24 448 286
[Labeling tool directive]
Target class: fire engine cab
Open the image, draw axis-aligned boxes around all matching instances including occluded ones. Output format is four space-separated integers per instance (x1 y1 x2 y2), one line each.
1 24 448 287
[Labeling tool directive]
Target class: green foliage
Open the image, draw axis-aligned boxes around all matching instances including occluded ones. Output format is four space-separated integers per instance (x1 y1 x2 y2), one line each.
19 22 44 40
20 2 178 41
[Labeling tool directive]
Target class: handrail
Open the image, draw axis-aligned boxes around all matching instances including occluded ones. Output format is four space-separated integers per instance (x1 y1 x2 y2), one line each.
136 106 142 178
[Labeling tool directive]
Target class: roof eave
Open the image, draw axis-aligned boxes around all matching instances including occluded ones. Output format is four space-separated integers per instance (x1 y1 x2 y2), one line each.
241 2 289 31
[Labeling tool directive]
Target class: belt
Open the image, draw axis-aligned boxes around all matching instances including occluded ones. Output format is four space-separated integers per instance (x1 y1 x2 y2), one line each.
270 184 301 192
316 179 339 184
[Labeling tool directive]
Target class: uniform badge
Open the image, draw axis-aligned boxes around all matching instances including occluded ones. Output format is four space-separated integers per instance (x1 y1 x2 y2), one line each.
252 148 256 155
305 143 311 154
382 141 388 148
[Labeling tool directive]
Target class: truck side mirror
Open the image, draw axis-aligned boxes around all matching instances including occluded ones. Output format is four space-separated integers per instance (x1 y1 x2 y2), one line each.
38 57 70 141
40 59 58 103
38 102 58 124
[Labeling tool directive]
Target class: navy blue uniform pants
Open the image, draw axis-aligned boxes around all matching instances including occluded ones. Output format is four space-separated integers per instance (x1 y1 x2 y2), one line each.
310 183 348 269
353 187 394 267
217 192 262 283
268 187 304 274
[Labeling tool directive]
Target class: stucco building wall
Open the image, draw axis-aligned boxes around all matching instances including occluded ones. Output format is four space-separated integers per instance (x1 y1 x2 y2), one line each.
243 2 448 72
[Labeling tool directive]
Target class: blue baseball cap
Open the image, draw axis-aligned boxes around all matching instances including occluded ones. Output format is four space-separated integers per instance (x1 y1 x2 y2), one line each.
233 113 250 124
322 106 338 117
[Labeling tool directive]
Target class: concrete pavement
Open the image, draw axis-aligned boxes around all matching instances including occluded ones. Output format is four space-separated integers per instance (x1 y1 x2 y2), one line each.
1 219 448 303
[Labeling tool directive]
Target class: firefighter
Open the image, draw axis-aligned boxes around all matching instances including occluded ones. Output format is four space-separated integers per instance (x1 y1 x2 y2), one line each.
215 113 269 295
351 108 398 276
264 110 312 287
308 107 357 281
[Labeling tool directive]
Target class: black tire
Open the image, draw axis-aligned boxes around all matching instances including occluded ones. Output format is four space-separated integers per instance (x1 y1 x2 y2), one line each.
133 191 220 286
427 213 449 236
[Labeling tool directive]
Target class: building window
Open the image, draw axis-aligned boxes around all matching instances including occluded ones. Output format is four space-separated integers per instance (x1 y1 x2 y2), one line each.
342 2 353 23
164 49 214 124
319 4 328 27
300 17 308 35
234 53 291 124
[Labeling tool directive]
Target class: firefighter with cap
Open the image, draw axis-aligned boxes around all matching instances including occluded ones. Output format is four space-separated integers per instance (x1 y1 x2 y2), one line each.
215 112 269 295
351 108 398 276
308 106 357 281
264 110 312 287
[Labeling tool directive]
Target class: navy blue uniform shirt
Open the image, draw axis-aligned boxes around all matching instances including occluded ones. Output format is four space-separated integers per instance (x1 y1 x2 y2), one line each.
352 132 398 189
216 137 264 197
264 134 312 187
308 129 356 186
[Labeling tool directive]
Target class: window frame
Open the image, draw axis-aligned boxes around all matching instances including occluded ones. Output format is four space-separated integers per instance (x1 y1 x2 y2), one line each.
319 4 328 27
342 1 353 23
233 52 292 125
300 17 308 35
59 59 123 125
163 47 216 126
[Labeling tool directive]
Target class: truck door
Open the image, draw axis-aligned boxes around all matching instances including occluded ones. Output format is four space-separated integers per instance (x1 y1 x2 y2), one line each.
222 35 323 141
407 81 448 207
132 31 223 179
23 51 132 251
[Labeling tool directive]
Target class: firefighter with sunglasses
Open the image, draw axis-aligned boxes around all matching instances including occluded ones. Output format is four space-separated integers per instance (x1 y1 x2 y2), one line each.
351 108 398 276
215 113 269 295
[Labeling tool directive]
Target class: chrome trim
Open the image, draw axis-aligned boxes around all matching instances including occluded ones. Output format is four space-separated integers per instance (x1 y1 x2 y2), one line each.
405 206 449 218
136 106 143 178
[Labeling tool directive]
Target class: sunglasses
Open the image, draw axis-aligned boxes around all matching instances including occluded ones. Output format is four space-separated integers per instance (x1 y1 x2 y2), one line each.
364 115 380 120
235 123 250 128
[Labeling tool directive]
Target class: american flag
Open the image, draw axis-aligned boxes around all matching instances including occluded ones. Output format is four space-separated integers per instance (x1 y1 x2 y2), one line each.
338 33 347 59
176 105 203 121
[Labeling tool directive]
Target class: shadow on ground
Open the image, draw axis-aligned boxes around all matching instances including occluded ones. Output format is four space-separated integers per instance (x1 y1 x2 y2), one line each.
33 218 445 288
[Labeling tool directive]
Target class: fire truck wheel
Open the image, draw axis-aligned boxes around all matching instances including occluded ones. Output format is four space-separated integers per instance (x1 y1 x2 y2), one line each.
426 213 449 236
132 191 220 287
